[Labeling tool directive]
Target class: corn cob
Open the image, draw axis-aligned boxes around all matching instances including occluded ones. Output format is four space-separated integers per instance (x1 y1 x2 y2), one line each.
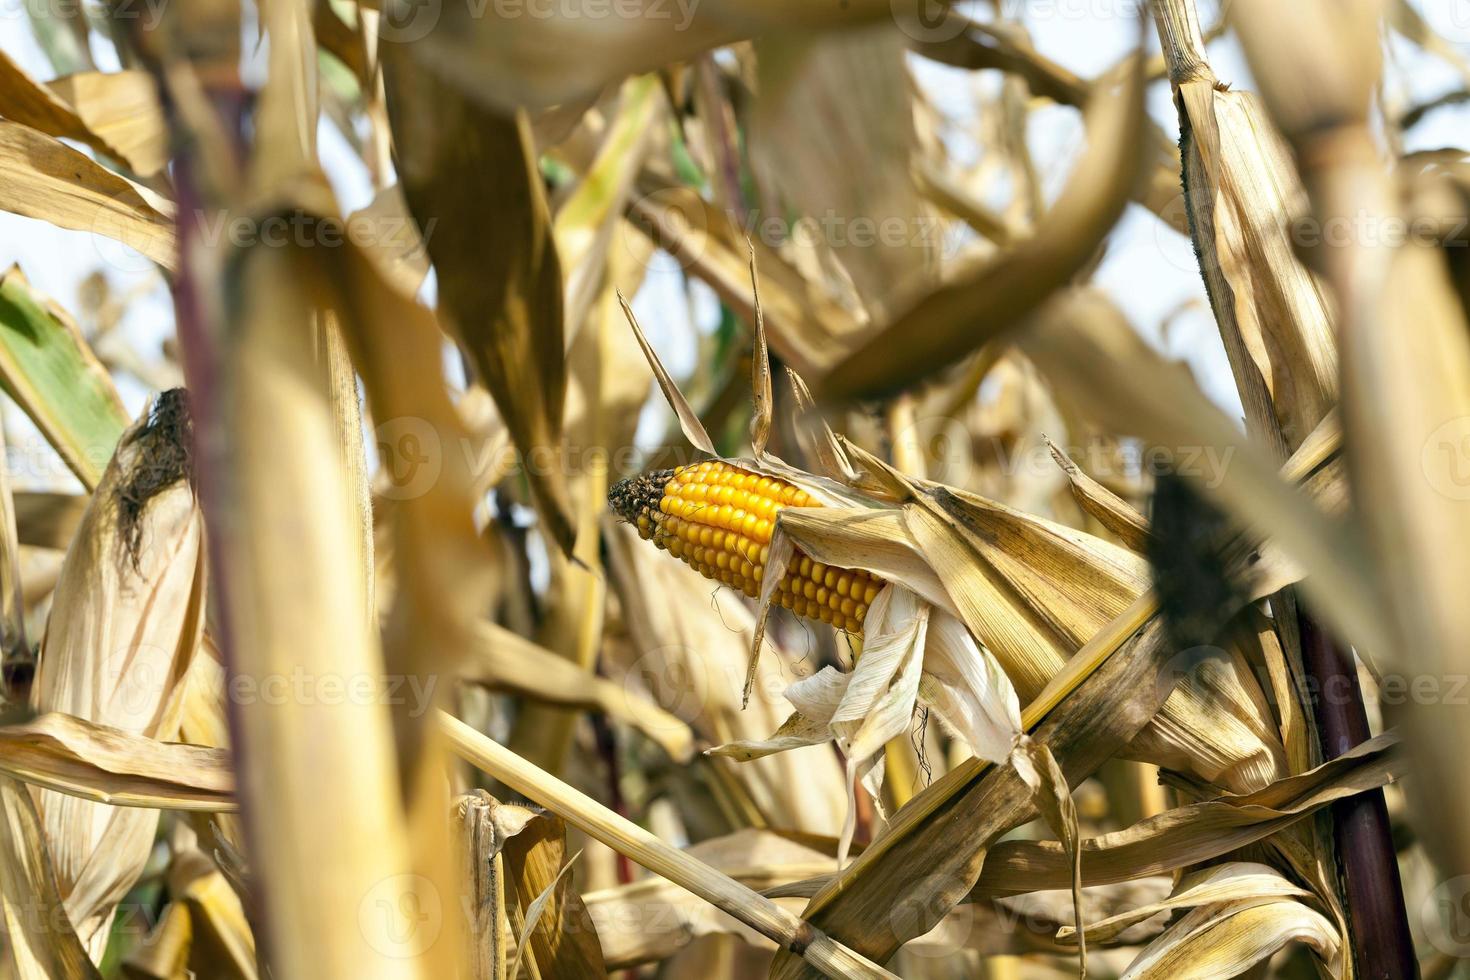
610 460 883 633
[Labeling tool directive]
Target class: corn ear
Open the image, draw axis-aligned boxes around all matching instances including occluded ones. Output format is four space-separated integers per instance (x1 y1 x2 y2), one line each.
610 459 884 634
29 390 204 958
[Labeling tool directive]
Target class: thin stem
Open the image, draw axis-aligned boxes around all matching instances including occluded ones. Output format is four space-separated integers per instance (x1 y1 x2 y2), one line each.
438 712 899 980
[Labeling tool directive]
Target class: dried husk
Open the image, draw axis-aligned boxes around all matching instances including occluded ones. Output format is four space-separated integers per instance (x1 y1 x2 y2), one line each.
30 393 205 958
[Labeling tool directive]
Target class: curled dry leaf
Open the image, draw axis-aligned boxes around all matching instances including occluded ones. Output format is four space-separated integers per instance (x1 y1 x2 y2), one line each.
0 121 175 271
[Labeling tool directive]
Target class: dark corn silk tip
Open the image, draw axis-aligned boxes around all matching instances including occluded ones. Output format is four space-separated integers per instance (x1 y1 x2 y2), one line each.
609 468 675 525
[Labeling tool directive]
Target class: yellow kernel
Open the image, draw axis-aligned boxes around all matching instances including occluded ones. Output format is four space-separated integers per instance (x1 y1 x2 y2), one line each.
836 573 852 597
754 518 772 542
816 587 830 605
759 546 770 566
824 569 839 589
798 556 812 577
812 562 827 582
863 584 879 604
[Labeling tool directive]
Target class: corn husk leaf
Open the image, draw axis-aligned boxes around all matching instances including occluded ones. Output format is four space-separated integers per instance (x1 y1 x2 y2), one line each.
605 521 848 836
767 616 1176 978
0 775 99 980
30 392 205 957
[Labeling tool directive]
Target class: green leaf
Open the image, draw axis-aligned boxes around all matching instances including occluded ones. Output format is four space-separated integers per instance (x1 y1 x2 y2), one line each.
0 268 128 490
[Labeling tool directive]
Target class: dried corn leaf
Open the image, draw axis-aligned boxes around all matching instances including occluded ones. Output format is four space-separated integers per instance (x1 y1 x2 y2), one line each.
1175 77 1337 455
399 0 896 111
14 492 88 550
767 617 1174 978
626 178 862 377
585 829 836 968
501 811 606 979
0 420 26 661
250 0 318 196
440 713 899 979
0 713 233 811
0 121 175 270
818 50 1145 401
751 26 934 319
384 52 577 555
973 733 1401 896
1056 861 1310 945
617 290 716 455
0 50 165 176
0 268 129 490
1118 898 1339 979
345 184 432 298
555 74 662 339
464 620 695 762
1020 288 1389 662
0 776 99 980
1045 436 1150 551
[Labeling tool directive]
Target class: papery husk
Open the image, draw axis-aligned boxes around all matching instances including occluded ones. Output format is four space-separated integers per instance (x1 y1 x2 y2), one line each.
604 520 849 837
30 392 205 959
